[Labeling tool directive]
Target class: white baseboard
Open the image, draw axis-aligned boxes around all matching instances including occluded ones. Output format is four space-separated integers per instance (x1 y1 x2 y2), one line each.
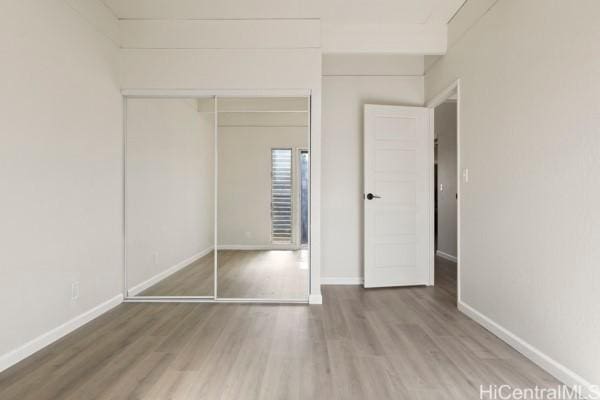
128 247 213 297
321 277 364 285
458 301 599 399
0 294 123 373
308 293 322 304
436 250 457 263
217 244 299 251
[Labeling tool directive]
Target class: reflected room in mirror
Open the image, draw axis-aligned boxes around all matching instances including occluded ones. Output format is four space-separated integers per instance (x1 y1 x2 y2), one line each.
125 97 215 298
124 95 310 301
217 97 310 300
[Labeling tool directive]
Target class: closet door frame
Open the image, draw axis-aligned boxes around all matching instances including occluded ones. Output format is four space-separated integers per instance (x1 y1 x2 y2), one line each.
121 89 312 304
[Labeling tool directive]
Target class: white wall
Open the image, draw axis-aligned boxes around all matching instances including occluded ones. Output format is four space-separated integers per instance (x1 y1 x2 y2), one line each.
434 102 457 259
426 0 600 390
126 98 214 291
321 22 446 54
321 55 424 282
0 0 121 367
120 19 320 50
218 124 308 247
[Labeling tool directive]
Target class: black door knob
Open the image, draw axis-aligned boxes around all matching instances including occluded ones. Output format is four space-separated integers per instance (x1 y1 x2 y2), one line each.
366 193 381 200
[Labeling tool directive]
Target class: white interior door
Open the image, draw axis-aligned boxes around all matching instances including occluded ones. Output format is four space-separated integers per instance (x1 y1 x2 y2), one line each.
364 104 431 288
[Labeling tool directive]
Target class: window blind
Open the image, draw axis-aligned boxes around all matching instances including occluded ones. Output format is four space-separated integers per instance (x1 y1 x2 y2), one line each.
271 149 293 244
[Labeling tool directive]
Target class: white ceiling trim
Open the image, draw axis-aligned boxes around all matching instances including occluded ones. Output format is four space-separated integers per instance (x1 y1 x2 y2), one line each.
103 0 464 24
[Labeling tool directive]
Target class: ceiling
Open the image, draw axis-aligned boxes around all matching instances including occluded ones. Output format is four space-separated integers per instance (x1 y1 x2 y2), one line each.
102 0 465 24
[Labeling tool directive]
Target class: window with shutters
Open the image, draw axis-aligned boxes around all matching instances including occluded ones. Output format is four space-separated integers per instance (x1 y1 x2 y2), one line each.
271 149 293 244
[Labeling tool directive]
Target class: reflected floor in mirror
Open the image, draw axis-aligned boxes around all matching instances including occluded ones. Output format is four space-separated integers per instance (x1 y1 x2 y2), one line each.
139 252 215 296
138 250 309 299
218 250 309 300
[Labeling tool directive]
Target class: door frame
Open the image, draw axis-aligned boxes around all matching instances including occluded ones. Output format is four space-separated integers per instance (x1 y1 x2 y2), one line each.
425 79 461 304
121 88 315 304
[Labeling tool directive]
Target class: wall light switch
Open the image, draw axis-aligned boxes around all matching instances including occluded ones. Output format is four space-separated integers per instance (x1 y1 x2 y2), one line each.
463 168 470 183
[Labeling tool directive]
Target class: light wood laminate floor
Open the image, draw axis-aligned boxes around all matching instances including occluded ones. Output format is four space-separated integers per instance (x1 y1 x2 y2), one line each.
139 250 309 299
0 257 558 399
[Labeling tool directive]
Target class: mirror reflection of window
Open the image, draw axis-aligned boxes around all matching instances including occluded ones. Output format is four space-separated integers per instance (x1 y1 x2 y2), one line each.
217 97 310 300
271 149 293 245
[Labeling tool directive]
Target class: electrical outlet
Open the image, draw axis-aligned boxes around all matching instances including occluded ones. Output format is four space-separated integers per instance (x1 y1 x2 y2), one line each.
71 281 79 301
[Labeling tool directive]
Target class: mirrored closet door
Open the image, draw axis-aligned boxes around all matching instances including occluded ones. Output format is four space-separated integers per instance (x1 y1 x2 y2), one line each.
124 94 309 302
217 97 310 300
125 97 215 298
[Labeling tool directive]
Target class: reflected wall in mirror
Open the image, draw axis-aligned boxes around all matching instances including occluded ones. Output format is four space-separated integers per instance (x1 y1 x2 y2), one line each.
217 97 310 300
126 97 215 297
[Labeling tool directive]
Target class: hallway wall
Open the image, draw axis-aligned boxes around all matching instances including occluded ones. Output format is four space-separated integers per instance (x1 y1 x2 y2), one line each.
426 0 600 390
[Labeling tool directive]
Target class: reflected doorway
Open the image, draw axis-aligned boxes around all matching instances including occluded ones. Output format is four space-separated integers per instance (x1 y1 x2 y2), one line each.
299 150 309 247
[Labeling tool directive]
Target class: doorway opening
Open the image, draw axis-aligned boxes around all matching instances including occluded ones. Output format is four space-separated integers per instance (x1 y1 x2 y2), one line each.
428 81 460 305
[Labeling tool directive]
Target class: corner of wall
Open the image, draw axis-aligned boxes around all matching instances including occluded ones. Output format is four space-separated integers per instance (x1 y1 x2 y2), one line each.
63 0 120 46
